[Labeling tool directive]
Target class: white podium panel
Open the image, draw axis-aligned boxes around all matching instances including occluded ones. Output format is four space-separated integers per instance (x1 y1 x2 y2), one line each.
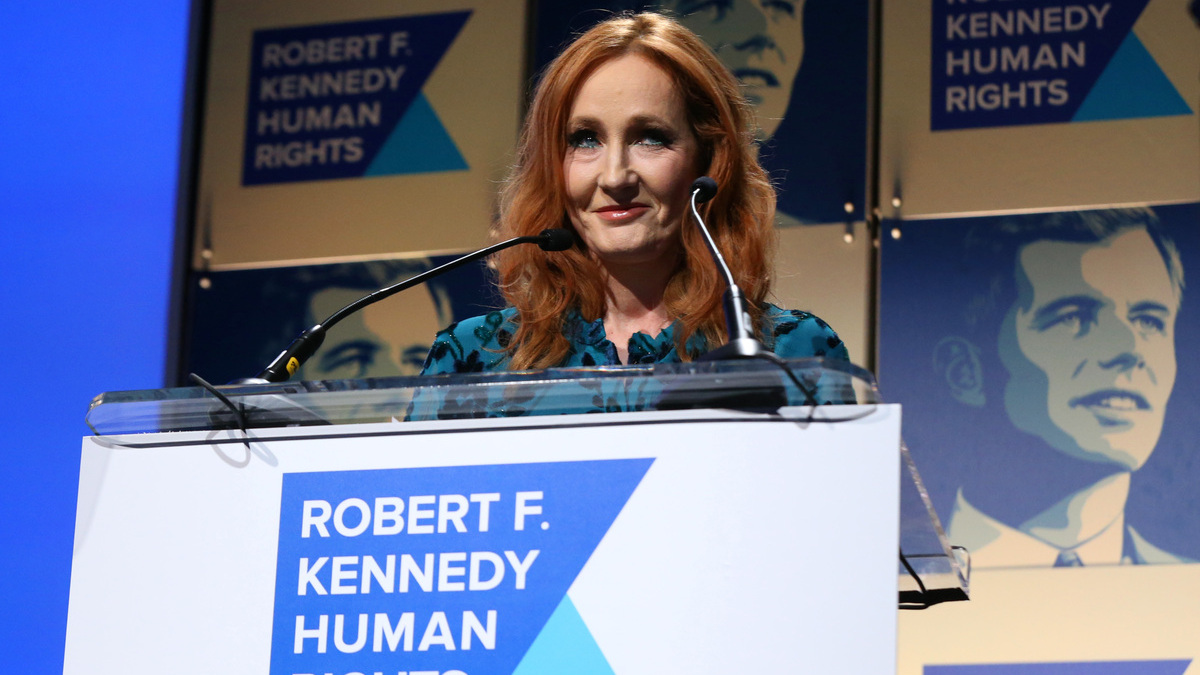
66 405 901 675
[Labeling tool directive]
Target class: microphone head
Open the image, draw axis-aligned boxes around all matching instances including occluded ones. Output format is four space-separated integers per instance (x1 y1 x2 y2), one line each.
537 228 575 251
691 176 718 204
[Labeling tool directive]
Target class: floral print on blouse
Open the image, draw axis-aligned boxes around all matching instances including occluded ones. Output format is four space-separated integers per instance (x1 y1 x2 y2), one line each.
406 304 852 420
419 304 848 374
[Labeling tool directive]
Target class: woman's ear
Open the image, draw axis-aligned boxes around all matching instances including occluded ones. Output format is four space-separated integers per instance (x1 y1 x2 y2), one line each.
932 336 985 407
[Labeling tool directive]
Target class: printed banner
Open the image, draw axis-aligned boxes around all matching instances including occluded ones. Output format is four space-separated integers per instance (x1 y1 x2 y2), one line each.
269 459 652 675
880 203 1200 569
186 254 498 384
931 0 1191 130
243 13 471 185
193 0 527 265
879 0 1200 218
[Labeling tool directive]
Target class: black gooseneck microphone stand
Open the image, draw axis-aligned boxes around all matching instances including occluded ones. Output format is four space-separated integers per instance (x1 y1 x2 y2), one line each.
686 177 819 406
245 228 574 384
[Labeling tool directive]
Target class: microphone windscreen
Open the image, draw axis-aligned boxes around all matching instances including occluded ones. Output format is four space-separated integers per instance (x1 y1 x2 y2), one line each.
537 228 575 251
691 176 718 204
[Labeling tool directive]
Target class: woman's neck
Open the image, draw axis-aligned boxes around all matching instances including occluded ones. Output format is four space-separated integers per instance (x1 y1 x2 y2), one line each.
599 260 674 364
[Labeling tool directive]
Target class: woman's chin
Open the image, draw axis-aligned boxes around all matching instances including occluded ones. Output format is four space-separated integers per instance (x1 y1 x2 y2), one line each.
590 242 678 269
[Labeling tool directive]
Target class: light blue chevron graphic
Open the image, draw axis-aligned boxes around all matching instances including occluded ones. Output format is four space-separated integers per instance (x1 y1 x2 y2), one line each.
513 595 615 675
365 91 468 176
1073 31 1193 122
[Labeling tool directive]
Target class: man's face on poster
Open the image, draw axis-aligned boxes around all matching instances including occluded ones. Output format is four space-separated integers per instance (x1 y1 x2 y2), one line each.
303 285 443 380
671 0 805 140
1000 228 1178 471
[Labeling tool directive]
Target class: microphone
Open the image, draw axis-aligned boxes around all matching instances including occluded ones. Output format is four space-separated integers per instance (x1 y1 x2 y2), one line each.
685 178 820 407
688 176 770 360
247 228 574 383
531 227 574 251
692 176 718 203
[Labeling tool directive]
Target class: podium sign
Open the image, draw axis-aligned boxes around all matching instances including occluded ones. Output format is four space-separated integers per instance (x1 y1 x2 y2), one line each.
66 405 901 674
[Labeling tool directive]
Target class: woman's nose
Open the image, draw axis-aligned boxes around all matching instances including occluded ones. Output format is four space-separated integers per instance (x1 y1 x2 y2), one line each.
598 146 636 191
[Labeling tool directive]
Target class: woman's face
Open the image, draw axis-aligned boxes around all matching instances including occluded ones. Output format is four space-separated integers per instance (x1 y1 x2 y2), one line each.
562 54 701 270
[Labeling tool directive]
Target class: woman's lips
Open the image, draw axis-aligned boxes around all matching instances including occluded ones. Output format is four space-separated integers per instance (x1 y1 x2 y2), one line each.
594 205 649 222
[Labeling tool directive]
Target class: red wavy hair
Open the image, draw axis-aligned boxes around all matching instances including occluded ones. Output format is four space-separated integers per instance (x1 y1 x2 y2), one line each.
494 12 777 370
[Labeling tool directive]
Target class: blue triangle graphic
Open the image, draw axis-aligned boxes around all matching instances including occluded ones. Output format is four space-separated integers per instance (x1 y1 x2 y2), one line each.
365 91 469 176
513 595 615 675
1073 31 1193 122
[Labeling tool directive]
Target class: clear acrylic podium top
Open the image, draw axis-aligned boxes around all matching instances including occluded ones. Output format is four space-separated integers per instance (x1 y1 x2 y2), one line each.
86 357 967 607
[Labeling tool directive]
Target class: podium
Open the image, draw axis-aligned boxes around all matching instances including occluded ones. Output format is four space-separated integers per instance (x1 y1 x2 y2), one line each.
67 358 966 674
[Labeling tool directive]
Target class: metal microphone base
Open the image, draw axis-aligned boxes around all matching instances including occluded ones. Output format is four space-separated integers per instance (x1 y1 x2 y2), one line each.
665 337 786 410
228 377 271 385
698 337 774 361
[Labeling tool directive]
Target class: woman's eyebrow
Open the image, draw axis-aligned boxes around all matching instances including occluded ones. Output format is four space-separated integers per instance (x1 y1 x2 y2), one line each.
566 115 599 127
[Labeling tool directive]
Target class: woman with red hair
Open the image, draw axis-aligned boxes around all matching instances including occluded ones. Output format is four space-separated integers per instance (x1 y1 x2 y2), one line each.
421 12 846 374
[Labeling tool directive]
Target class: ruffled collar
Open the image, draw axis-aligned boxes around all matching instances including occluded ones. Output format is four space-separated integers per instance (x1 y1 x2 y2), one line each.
562 309 704 365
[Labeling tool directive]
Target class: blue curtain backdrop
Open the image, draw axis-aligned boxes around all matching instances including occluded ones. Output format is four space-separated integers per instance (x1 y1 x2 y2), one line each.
0 2 187 671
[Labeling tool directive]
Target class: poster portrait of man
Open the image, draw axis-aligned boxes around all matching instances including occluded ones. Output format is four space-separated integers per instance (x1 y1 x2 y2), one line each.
881 204 1200 569
185 256 498 385
533 0 868 225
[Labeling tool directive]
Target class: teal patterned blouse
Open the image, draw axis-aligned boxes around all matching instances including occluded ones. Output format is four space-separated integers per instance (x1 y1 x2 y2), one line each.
409 304 852 419
419 304 849 374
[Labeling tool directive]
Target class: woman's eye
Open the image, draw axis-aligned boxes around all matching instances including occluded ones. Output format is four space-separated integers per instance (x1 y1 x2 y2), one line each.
634 129 672 148
568 130 600 149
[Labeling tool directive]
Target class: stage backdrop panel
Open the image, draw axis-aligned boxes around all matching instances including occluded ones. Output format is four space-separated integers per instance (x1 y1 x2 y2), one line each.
898 565 1200 674
879 203 1200 569
185 254 499 384
194 0 526 267
773 223 872 367
879 0 1199 218
882 201 1200 673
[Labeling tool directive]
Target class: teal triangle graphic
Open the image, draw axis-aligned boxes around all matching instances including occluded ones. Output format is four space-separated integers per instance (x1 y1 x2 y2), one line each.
513 595 615 675
365 91 469 176
1073 31 1193 122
